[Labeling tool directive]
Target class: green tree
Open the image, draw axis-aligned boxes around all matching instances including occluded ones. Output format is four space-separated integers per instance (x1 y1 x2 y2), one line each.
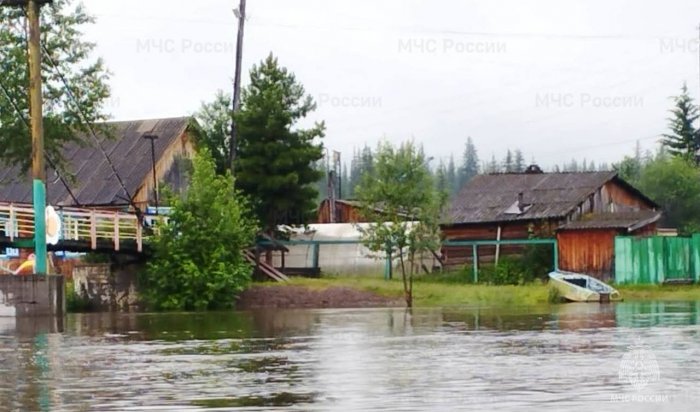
661 83 700 163
0 0 111 171
194 90 232 175
514 149 525 173
459 137 479 188
234 54 325 232
614 142 644 185
446 155 458 195
484 154 500 174
637 154 700 234
356 141 444 308
503 149 514 172
142 149 258 311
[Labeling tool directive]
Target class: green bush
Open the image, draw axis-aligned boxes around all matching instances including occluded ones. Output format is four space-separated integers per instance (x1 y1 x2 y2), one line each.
65 280 93 312
140 150 258 311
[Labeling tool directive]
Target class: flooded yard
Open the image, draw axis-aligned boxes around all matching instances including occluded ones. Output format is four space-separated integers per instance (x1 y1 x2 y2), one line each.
1 302 699 411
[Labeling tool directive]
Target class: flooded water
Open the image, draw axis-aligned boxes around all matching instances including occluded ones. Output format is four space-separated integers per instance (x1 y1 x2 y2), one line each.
1 302 700 411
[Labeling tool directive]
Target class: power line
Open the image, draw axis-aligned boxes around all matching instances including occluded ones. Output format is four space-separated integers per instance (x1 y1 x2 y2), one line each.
0 74 82 206
35 29 143 218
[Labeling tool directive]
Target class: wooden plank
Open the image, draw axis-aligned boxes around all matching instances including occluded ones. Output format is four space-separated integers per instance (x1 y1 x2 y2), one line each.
114 214 120 251
90 210 97 250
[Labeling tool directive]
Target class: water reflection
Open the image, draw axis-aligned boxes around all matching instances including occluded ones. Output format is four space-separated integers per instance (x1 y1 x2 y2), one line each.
0 302 699 411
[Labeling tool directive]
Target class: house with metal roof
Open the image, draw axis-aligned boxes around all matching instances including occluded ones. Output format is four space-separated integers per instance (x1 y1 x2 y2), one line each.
0 117 196 214
442 168 661 279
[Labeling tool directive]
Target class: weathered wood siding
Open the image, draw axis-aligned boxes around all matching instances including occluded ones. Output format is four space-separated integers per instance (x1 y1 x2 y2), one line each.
133 130 195 209
557 222 658 280
557 229 618 280
441 220 559 265
317 200 365 224
567 180 656 221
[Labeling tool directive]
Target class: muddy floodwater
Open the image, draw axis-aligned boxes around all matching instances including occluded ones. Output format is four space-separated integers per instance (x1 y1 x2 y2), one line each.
1 302 700 411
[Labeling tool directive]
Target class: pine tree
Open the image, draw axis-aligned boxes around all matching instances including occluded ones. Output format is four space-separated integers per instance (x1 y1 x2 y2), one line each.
446 155 458 195
485 154 500 174
459 137 480 187
435 161 448 196
514 149 525 173
662 83 700 163
503 149 514 172
234 54 325 232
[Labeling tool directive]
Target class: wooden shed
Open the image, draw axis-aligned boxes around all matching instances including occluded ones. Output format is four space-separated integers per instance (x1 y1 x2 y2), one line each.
556 211 660 280
441 169 659 272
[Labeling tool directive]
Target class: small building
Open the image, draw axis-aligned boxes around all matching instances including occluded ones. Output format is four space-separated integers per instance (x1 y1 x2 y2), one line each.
556 211 660 280
442 169 660 278
317 199 366 224
0 117 196 212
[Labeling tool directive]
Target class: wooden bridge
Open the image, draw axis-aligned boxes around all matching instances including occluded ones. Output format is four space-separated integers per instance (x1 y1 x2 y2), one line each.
0 202 147 254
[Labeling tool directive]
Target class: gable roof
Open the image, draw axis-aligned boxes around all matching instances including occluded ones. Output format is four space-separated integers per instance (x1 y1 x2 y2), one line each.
0 117 191 207
444 171 657 225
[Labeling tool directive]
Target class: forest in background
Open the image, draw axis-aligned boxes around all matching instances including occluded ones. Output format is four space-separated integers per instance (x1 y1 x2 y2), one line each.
317 84 700 234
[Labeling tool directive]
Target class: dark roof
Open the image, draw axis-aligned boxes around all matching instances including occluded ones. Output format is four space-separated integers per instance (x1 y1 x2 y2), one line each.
0 117 191 207
445 171 656 225
557 211 662 231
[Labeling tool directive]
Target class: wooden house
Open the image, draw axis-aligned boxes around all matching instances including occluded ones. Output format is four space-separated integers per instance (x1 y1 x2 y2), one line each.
442 169 660 279
317 199 367 224
0 117 196 213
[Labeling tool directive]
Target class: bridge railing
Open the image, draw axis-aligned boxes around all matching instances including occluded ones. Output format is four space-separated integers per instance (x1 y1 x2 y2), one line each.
0 203 143 252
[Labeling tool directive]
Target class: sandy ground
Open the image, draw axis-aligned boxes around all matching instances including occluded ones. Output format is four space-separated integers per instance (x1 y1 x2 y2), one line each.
237 285 404 310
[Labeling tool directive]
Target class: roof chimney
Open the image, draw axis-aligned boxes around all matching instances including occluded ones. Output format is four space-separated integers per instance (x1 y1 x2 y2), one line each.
517 192 525 212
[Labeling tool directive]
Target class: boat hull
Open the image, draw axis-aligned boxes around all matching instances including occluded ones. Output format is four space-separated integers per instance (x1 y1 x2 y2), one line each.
549 271 622 303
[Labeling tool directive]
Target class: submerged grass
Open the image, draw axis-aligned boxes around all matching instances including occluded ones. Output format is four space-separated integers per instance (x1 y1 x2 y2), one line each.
251 274 700 307
615 284 700 301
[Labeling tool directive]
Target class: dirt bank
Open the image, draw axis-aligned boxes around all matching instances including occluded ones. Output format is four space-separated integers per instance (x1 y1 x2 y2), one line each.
237 285 404 310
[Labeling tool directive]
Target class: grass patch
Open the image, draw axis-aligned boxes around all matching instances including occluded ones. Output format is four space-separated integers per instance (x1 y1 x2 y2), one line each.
616 284 700 301
283 276 550 307
250 276 700 307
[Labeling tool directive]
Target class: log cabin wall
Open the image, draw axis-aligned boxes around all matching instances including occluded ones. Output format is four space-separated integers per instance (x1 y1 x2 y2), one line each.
316 200 366 224
441 219 559 266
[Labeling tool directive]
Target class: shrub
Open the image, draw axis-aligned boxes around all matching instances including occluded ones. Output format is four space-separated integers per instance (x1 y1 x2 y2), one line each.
140 150 258 311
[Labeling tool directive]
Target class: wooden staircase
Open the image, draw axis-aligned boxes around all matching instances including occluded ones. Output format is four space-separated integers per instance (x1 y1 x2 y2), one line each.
244 250 289 283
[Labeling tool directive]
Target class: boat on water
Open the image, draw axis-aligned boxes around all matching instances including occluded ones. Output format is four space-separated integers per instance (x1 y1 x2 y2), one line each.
548 270 622 302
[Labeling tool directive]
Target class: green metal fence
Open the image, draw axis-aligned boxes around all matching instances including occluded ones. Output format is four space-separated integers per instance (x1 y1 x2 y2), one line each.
614 235 700 284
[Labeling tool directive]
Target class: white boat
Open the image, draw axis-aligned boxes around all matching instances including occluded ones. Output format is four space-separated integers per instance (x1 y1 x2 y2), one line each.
548 270 622 302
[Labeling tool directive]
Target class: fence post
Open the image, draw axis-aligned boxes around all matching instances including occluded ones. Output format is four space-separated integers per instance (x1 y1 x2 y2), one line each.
312 242 320 271
9 204 15 241
136 220 142 253
472 244 478 283
113 213 120 251
90 210 97 250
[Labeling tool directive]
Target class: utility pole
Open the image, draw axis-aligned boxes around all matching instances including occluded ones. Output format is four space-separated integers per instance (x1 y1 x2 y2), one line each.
143 134 159 215
229 0 247 177
0 0 52 274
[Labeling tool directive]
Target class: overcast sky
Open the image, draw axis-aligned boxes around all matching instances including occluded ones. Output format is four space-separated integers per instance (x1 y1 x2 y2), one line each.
82 0 700 169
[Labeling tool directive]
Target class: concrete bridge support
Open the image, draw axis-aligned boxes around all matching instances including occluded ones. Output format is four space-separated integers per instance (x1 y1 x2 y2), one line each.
0 275 64 317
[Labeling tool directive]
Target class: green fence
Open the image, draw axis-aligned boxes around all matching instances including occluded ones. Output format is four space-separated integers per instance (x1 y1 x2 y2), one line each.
614 235 700 284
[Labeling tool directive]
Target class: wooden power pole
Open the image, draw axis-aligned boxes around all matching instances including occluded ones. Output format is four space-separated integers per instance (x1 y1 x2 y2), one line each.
0 0 51 274
229 0 247 176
